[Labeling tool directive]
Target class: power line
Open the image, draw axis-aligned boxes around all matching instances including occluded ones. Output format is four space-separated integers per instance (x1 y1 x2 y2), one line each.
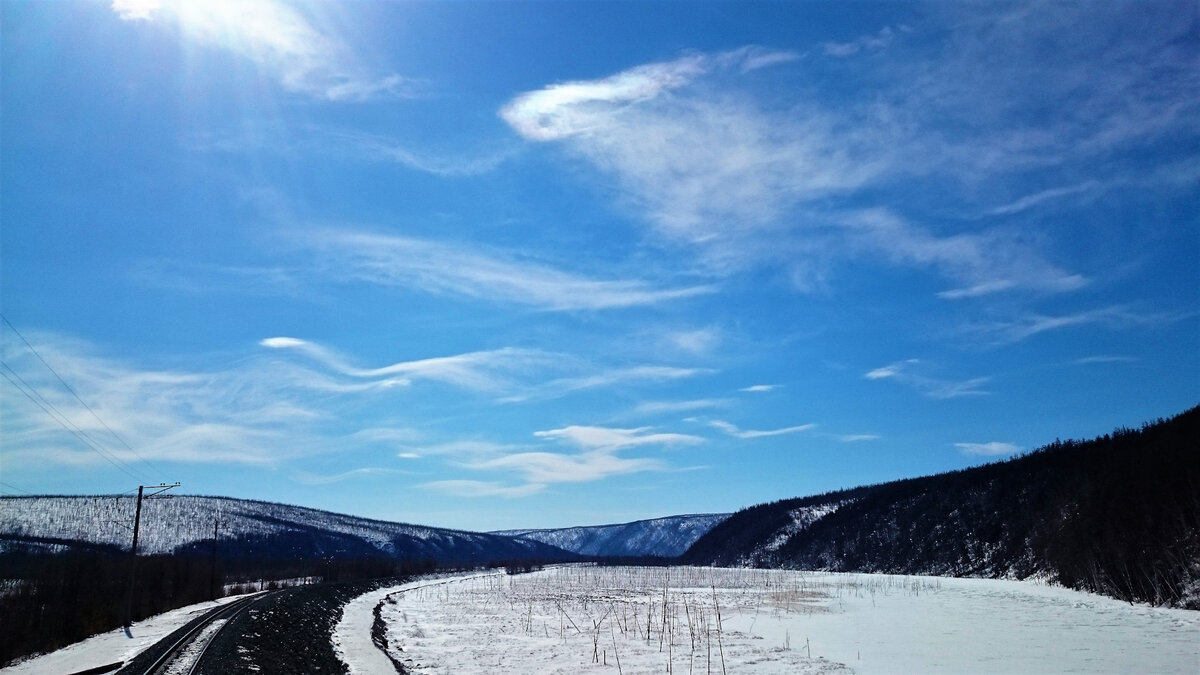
0 480 35 495
0 364 154 483
0 314 168 481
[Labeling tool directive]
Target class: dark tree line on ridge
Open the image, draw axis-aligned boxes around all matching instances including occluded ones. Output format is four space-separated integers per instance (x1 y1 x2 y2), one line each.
682 405 1200 608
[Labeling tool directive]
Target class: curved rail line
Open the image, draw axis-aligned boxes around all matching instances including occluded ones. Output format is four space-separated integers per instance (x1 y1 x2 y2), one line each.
131 591 271 675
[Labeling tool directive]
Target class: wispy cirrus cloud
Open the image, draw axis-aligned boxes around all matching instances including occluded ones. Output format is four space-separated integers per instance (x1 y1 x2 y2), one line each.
0 332 370 471
708 419 816 439
837 434 881 443
466 450 663 487
259 336 710 405
111 0 407 101
823 25 908 57
499 46 1084 296
842 209 1088 300
665 327 723 355
424 425 702 497
865 359 990 399
633 399 730 416
501 5 1197 300
421 480 546 499
500 47 880 255
299 230 714 311
739 384 780 393
187 125 515 178
3 331 709 487
984 181 1103 217
260 337 558 393
955 441 1021 457
292 467 411 485
1070 355 1139 366
131 260 307 298
501 364 711 404
964 306 1188 345
317 129 515 176
533 425 705 451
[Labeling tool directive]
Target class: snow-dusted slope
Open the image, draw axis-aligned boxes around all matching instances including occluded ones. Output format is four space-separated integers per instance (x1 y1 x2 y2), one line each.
0 495 570 564
493 513 729 558
683 408 1200 609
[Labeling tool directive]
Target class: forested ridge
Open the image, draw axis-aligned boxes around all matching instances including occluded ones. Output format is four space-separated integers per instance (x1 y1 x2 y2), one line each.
682 406 1200 608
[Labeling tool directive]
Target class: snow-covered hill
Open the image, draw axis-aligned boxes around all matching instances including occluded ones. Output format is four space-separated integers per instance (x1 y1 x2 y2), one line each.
682 407 1200 609
0 495 571 564
492 513 729 557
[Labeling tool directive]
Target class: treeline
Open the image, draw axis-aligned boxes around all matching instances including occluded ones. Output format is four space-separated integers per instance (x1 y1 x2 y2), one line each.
0 547 437 667
682 406 1200 608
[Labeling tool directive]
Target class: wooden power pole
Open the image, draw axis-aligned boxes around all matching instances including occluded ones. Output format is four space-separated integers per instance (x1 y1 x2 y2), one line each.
210 518 225 600
125 482 180 627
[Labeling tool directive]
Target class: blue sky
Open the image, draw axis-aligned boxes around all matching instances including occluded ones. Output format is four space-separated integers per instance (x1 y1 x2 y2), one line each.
1 1 1196 531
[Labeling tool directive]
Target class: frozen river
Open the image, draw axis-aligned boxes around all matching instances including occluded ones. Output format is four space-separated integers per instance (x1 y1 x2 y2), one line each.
355 566 1198 674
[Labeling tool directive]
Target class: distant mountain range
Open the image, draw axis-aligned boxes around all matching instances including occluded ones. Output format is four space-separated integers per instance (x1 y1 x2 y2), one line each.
0 495 575 566
681 405 1200 609
0 495 725 564
493 513 729 557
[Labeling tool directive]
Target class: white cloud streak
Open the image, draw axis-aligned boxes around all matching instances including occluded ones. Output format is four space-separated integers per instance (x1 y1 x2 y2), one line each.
955 441 1022 457
633 399 730 416
533 425 705 451
500 49 1081 296
708 419 817 439
966 306 1186 345
466 450 664 486
421 480 546 499
260 336 709 406
300 230 714 311
310 129 516 177
260 337 556 393
292 467 411 485
423 425 702 497
842 209 1088 299
0 333 355 469
502 365 711 404
984 181 1102 216
501 47 881 258
823 25 907 57
500 8 1197 299
865 359 990 399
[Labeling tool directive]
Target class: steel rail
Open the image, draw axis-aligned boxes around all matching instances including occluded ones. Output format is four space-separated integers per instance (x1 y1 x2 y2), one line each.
132 592 268 675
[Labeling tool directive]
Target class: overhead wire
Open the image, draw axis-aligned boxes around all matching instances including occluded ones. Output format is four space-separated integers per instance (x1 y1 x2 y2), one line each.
0 364 154 483
1 313 169 481
0 480 35 495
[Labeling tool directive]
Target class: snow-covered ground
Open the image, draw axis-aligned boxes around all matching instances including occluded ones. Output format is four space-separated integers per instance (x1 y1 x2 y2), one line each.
333 572 503 674
0 592 259 675
369 566 1198 674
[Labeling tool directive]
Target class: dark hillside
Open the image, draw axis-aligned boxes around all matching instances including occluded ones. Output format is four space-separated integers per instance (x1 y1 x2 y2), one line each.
682 406 1200 608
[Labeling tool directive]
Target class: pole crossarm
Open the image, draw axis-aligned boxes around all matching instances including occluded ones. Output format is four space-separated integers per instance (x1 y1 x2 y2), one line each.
144 482 181 498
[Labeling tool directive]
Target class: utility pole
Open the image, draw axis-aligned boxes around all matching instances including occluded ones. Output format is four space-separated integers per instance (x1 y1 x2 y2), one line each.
125 482 180 627
210 518 224 600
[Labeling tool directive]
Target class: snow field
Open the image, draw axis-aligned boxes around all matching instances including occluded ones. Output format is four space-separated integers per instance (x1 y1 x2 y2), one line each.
333 572 505 675
376 566 1199 674
377 566 850 674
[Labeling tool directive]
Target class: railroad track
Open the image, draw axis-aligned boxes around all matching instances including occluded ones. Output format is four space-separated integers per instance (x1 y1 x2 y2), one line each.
121 592 272 675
